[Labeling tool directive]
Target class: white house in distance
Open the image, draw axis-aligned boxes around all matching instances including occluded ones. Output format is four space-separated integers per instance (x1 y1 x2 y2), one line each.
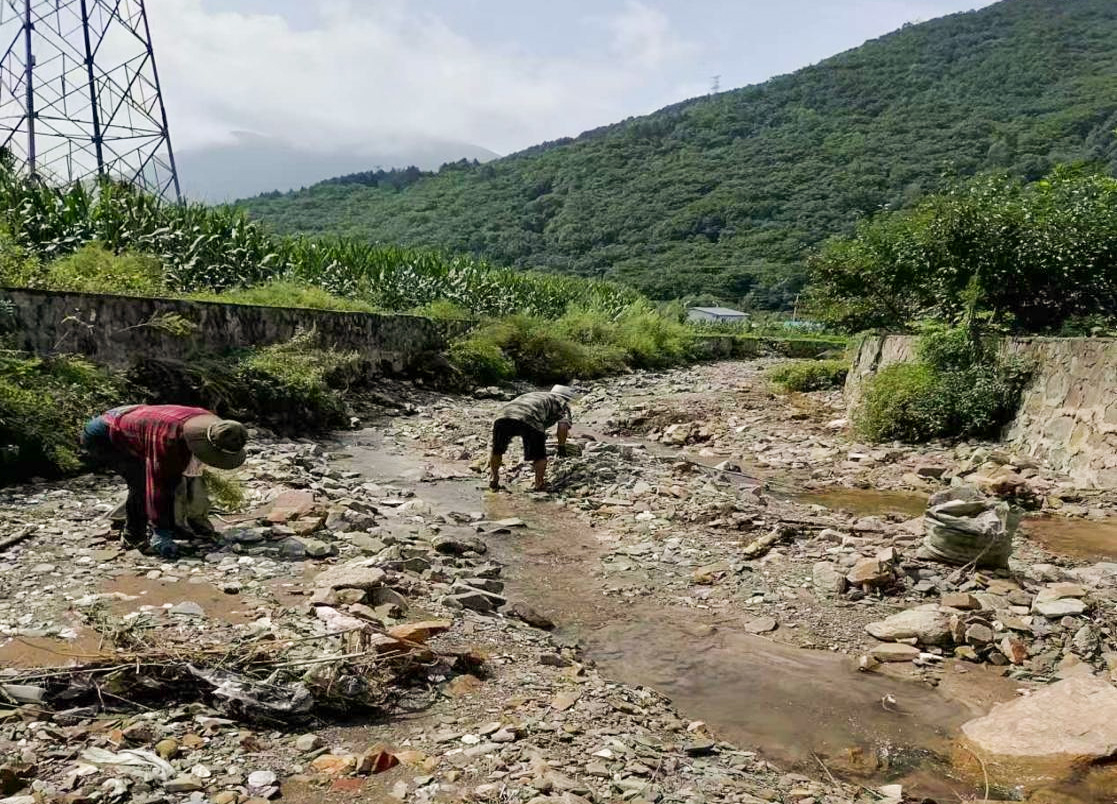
687 306 749 324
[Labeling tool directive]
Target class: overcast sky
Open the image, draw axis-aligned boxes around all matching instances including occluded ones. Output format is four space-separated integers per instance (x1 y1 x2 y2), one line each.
147 0 999 157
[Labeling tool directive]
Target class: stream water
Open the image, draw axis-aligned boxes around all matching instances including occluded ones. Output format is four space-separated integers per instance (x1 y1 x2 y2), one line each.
337 434 1017 798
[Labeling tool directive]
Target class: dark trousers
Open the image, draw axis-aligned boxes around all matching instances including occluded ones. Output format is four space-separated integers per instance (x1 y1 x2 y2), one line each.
81 417 148 543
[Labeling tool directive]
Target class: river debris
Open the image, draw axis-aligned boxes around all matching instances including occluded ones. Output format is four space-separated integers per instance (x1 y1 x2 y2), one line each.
4 361 1117 802
0 621 469 722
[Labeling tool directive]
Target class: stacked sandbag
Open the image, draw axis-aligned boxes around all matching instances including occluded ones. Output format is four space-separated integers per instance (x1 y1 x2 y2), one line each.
921 484 1018 568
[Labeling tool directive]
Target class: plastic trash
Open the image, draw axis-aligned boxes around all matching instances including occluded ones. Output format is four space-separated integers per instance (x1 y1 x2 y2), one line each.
0 684 45 704
78 748 175 781
187 665 314 721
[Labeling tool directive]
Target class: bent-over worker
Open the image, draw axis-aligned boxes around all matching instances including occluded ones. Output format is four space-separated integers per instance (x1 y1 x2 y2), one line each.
81 405 248 558
489 385 579 492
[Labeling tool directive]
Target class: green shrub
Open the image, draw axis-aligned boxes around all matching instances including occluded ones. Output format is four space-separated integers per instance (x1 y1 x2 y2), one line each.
491 315 602 384
916 324 985 372
0 240 165 296
768 359 849 392
0 229 40 288
453 314 631 385
411 299 472 322
129 331 371 434
854 327 1030 443
0 351 129 481
448 338 514 385
855 363 945 442
614 303 695 367
447 303 712 386
1056 314 1117 337
809 168 1117 334
191 280 380 313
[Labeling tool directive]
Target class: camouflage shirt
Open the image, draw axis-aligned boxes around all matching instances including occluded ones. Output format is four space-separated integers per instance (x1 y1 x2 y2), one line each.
497 392 573 433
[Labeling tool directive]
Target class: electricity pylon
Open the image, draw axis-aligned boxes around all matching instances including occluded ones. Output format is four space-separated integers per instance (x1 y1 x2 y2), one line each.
0 0 180 201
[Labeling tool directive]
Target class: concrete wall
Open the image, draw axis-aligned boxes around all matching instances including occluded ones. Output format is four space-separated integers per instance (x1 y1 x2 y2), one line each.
1 287 446 374
846 335 1117 488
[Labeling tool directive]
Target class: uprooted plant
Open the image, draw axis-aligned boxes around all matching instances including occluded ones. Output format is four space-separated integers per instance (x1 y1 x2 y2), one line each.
0 610 484 726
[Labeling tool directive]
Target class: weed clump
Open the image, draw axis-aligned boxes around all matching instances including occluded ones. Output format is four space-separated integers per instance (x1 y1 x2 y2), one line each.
0 241 165 296
449 305 696 385
854 326 1030 443
768 359 848 392
128 330 371 435
448 338 514 385
0 352 129 481
202 468 245 513
190 280 381 314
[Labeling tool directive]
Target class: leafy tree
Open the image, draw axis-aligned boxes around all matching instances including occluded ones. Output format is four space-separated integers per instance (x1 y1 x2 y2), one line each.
807 167 1117 333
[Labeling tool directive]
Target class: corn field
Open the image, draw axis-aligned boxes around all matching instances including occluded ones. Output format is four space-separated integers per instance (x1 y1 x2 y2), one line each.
0 162 640 319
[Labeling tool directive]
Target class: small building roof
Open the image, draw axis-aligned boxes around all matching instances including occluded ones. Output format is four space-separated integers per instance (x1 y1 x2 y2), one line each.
688 306 748 317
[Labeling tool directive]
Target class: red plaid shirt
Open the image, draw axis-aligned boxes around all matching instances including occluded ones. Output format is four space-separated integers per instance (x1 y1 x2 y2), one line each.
104 405 211 527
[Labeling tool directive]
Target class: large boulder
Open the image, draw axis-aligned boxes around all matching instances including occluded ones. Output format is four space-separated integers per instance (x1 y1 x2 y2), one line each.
1068 563 1117 589
865 607 953 646
313 560 387 592
959 676 1117 789
846 557 892 588
265 490 319 523
812 562 847 596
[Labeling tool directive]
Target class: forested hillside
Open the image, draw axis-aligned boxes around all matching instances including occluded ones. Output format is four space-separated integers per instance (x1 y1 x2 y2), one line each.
242 0 1117 306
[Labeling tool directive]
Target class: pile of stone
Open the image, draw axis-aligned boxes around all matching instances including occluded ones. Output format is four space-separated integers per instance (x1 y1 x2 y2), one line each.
863 566 1117 676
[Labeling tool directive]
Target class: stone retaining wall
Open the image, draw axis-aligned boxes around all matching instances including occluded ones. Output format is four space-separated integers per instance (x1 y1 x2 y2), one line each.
0 287 446 374
846 335 1117 488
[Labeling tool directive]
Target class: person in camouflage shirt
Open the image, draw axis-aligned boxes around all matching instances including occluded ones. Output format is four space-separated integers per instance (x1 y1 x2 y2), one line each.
490 385 579 492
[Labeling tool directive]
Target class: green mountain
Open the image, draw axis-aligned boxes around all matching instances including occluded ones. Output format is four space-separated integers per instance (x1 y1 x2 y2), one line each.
241 0 1117 307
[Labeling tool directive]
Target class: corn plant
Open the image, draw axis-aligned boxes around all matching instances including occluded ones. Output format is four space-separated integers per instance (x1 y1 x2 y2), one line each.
0 158 641 319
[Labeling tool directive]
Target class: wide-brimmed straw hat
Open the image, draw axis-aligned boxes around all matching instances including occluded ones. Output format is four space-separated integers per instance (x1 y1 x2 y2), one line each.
183 414 247 470
551 384 580 402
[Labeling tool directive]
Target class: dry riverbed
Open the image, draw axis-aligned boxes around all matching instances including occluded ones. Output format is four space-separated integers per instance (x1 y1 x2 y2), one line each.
2 360 1117 804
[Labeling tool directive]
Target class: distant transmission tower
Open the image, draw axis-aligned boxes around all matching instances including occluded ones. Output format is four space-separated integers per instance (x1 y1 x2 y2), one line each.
0 0 180 201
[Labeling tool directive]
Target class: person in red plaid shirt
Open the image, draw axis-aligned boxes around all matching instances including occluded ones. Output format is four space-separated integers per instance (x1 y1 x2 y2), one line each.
81 405 248 558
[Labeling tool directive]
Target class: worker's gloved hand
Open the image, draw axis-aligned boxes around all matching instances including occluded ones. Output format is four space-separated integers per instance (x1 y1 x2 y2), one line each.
149 528 180 559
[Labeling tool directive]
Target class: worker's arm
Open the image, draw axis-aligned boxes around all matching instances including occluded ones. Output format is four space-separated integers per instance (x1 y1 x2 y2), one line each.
556 421 571 457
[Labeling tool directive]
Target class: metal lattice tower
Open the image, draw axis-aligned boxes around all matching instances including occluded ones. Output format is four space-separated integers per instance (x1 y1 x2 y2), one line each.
0 0 180 200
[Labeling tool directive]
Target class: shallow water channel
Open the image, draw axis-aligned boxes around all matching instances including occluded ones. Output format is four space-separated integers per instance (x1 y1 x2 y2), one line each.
338 435 1016 798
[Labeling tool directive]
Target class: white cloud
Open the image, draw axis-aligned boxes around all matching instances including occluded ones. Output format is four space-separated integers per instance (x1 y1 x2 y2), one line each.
605 1 696 70
145 0 696 155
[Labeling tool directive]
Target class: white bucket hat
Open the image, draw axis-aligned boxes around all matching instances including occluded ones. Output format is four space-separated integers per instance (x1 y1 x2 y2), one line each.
551 385 580 402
